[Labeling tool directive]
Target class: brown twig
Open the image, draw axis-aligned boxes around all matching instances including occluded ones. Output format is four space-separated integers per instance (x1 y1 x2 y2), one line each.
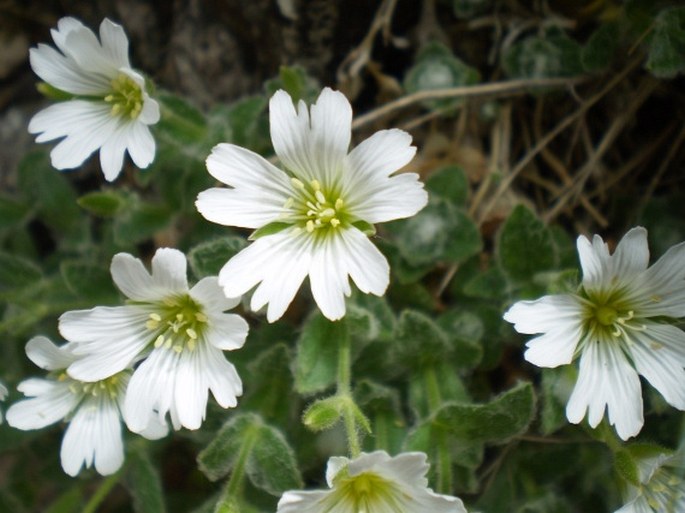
351 76 588 130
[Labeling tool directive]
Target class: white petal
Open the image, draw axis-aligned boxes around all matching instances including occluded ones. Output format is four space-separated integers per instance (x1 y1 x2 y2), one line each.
308 88 352 185
138 94 160 124
566 340 643 440
25 335 76 370
337 228 389 296
219 230 313 323
99 123 128 181
6 381 77 430
577 234 610 292
637 240 685 317
62 24 117 77
60 306 151 381
151 248 189 292
198 143 292 229
205 347 242 408
309 237 351 321
630 324 685 410
346 129 416 181
504 295 583 334
29 101 115 169
270 88 351 185
29 45 109 95
346 171 428 224
51 17 86 53
196 187 287 230
191 277 241 312
277 490 333 513
524 323 583 368
611 227 649 279
60 395 124 476
110 252 156 301
174 349 208 430
125 122 156 169
98 18 130 68
205 313 249 351
125 349 178 433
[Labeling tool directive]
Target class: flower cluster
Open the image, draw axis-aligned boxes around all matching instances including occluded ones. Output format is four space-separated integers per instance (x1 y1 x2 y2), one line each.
7 248 248 475
505 227 685 440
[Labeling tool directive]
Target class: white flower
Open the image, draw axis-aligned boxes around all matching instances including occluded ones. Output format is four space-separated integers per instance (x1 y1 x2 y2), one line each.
28 17 159 181
277 451 467 513
59 248 249 432
0 381 7 424
615 450 685 513
504 227 685 440
5 336 166 476
196 88 428 322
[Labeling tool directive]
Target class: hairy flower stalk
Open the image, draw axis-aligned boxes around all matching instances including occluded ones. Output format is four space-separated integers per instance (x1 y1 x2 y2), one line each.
28 17 159 180
504 227 685 440
196 87 428 322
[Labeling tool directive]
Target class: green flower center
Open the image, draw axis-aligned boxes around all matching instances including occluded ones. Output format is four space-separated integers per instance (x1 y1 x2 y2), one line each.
582 289 641 340
105 73 144 119
642 467 684 510
60 371 126 400
286 178 348 234
145 294 208 353
325 470 407 512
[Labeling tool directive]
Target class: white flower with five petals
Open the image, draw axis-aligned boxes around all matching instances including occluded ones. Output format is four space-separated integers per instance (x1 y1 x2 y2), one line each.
28 17 159 181
277 451 467 513
59 248 249 432
504 227 685 440
196 88 428 322
6 336 167 476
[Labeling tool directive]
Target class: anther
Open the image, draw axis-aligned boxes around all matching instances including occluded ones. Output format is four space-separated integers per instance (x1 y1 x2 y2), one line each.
291 178 305 189
195 312 208 323
154 335 165 348
320 208 336 218
306 220 315 233
335 198 344 209
330 218 341 227
311 180 321 191
186 328 198 340
315 190 326 204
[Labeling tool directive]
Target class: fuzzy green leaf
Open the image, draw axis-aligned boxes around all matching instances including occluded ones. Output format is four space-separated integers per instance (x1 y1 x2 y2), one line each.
497 205 555 283
294 313 348 394
434 382 536 442
77 191 127 217
188 236 247 278
646 7 685 78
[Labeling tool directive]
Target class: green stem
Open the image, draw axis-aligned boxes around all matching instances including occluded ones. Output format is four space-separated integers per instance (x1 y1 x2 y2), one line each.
216 428 257 511
82 473 121 513
424 366 452 494
336 322 361 458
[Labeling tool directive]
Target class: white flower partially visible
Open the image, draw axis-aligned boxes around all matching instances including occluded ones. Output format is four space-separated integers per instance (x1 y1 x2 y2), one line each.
504 227 685 440
5 336 166 476
196 88 428 322
29 17 160 181
615 450 685 513
0 381 7 424
59 248 249 432
277 451 467 513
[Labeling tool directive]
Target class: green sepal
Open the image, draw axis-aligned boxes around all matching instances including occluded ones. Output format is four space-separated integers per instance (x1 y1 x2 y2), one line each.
614 449 641 487
302 396 345 432
351 220 376 236
249 222 292 240
36 82 74 101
